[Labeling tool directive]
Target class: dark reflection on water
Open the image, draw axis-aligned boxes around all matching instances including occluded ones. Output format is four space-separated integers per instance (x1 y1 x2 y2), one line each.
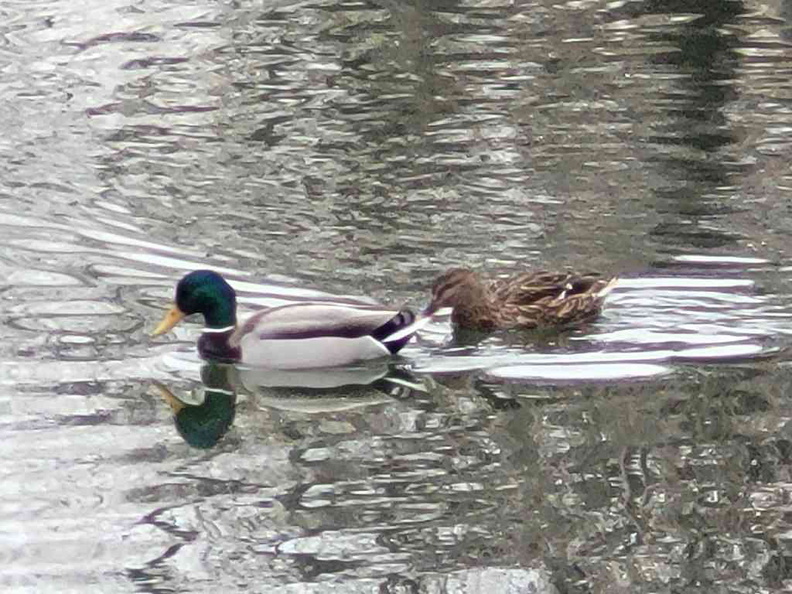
155 362 426 448
643 0 746 251
496 362 792 591
4 0 792 592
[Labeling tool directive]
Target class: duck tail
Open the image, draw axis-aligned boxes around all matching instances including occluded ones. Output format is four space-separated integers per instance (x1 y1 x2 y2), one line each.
596 277 619 299
375 309 431 354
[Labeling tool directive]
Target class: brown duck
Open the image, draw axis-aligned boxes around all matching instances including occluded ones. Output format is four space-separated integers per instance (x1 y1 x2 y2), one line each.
424 268 617 332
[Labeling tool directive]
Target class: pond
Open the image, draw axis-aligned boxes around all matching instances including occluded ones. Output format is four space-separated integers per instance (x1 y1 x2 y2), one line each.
4 0 792 592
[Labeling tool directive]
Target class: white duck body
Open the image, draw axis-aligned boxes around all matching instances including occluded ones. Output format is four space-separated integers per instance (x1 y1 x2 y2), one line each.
229 303 428 369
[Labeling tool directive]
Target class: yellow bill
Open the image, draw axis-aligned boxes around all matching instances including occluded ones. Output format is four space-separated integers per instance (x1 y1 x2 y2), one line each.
149 382 186 414
152 305 186 337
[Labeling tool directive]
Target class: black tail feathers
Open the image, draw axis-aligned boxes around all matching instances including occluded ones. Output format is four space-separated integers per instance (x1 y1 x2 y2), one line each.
371 309 417 354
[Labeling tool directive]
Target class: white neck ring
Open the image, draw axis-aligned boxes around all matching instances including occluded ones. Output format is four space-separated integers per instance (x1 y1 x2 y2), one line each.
202 325 235 334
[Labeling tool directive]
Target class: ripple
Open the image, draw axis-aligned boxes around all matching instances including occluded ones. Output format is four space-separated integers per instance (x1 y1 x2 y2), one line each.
413 345 719 376
0 356 171 387
670 342 770 362
10 301 125 316
429 568 554 594
6 270 83 286
485 362 671 382
615 276 755 289
671 254 770 265
278 531 393 560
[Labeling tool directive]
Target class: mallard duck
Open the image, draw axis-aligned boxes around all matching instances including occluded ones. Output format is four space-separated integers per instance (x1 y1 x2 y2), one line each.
152 270 426 369
424 267 616 331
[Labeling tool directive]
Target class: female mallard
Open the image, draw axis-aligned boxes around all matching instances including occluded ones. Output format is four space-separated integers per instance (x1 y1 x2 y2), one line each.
152 270 426 369
424 267 616 332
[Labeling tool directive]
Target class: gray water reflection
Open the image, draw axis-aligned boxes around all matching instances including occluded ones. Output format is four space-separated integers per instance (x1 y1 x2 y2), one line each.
155 361 425 448
5 0 792 591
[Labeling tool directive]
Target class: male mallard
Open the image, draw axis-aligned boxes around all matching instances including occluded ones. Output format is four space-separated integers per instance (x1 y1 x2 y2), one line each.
152 270 425 369
424 267 616 332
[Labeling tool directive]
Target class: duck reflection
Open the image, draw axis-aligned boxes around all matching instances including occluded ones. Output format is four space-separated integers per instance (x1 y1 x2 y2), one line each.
152 364 238 449
153 362 426 448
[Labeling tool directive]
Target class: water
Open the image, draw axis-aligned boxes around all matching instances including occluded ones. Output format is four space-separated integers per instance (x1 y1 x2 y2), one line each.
3 0 792 591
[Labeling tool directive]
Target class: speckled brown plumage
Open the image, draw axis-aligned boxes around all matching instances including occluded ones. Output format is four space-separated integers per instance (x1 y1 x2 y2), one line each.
425 268 616 331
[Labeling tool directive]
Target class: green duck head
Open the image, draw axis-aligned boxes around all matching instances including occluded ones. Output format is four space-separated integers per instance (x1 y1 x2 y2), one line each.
152 270 238 335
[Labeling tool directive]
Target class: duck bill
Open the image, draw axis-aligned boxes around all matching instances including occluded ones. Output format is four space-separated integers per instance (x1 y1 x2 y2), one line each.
422 300 440 316
152 305 186 336
149 382 186 414
422 303 452 318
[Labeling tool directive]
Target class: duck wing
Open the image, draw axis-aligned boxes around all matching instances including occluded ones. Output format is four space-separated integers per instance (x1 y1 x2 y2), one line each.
231 303 420 355
489 271 615 328
489 271 606 304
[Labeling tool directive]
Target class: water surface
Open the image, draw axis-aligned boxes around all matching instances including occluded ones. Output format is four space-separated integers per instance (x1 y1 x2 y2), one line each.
4 0 792 592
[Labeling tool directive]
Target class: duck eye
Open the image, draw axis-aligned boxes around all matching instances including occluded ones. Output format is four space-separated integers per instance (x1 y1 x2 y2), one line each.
437 284 457 303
